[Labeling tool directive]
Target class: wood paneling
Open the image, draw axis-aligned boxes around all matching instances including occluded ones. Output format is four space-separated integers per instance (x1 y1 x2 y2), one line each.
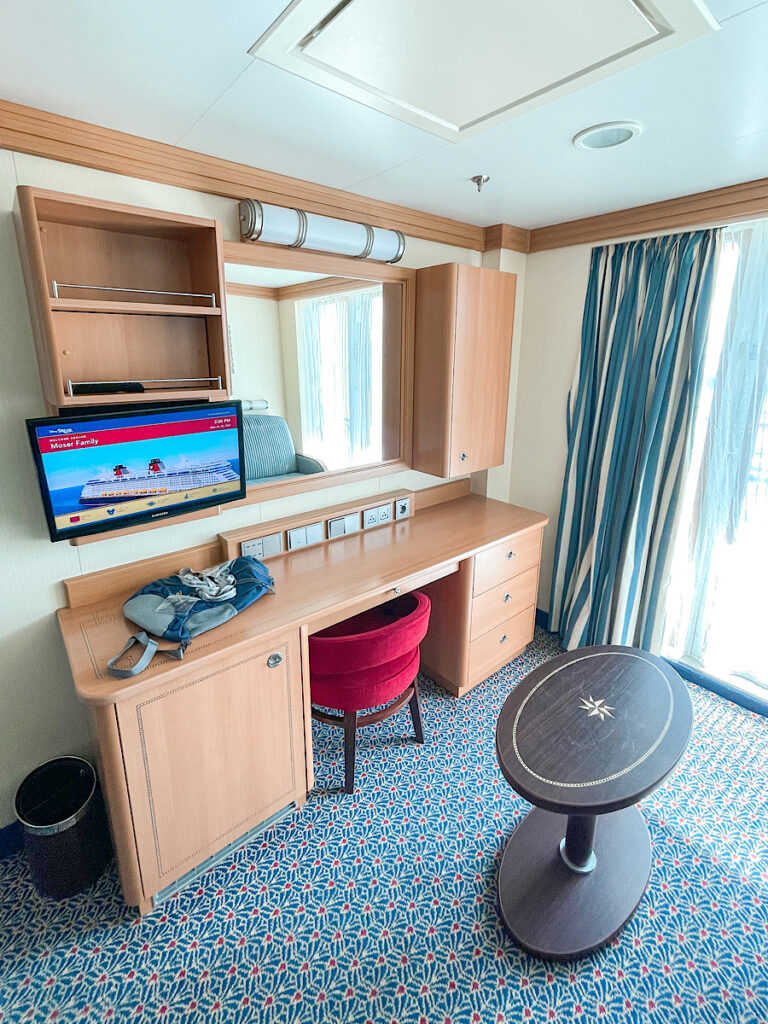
412 264 516 478
449 265 516 476
116 632 304 895
528 175 768 252
218 488 415 560
412 478 472 511
58 494 547 705
275 276 368 301
473 527 543 596
484 223 531 253
468 604 536 687
225 282 278 300
470 565 538 641
63 539 223 607
0 98 486 250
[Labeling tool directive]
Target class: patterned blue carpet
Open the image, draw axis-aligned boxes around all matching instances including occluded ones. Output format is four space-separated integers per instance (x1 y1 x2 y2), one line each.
1 629 767 1024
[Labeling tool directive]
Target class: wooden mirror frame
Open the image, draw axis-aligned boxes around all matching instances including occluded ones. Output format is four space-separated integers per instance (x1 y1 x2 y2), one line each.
222 240 416 507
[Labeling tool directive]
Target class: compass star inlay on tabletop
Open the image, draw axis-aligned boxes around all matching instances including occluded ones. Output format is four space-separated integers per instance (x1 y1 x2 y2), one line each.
578 695 615 721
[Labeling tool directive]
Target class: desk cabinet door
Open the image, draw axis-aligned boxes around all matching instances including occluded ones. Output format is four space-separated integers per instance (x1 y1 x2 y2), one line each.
116 632 305 897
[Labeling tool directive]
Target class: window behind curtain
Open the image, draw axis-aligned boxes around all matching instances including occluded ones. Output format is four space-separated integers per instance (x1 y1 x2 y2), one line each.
295 285 383 470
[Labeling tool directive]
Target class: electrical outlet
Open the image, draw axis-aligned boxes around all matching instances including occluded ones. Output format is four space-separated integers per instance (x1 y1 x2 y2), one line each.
377 502 393 524
395 496 411 520
363 507 379 529
241 537 264 558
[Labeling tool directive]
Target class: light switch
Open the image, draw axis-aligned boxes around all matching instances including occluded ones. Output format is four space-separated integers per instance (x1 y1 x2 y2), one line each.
344 512 360 534
328 516 346 539
305 521 324 545
363 507 379 529
261 532 283 557
287 526 307 549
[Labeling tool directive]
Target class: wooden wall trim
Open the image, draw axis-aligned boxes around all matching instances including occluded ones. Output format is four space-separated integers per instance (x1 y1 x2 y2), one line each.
225 282 279 300
528 175 768 252
275 276 372 302
483 223 531 254
0 98 488 251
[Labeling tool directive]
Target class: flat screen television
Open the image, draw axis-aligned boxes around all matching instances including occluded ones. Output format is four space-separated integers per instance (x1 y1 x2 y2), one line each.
27 401 246 542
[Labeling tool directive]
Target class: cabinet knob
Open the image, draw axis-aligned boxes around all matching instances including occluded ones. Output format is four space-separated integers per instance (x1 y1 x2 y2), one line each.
500 634 509 644
503 593 511 603
506 549 515 560
459 451 468 462
267 653 283 669
393 586 402 595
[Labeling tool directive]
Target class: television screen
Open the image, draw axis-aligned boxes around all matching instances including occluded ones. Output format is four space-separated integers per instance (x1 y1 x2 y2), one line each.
27 401 245 541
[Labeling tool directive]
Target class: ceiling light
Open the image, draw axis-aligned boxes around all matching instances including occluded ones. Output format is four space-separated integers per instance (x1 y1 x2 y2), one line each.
572 121 642 150
238 200 405 263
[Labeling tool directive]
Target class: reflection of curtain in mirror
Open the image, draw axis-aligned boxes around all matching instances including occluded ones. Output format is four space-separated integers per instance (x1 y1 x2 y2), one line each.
296 286 383 470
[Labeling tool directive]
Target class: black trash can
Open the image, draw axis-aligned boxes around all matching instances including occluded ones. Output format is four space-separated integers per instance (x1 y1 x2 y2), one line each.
15 756 112 899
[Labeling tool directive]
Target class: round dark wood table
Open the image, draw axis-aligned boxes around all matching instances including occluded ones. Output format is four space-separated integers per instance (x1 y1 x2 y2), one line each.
495 645 693 960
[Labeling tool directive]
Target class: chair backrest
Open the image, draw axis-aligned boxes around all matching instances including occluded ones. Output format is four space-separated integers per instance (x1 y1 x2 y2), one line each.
242 414 298 479
309 592 431 673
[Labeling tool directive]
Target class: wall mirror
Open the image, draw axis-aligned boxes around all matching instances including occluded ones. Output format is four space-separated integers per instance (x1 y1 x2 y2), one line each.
223 243 414 501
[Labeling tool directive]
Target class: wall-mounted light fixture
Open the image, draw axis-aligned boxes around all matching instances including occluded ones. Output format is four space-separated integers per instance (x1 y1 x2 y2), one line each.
239 199 406 263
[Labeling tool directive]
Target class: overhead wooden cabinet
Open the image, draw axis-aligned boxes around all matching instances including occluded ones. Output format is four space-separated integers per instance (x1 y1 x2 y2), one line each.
14 187 231 411
412 263 516 477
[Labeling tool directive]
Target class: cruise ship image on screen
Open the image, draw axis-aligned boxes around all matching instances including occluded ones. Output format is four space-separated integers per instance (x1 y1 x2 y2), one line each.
78 458 240 506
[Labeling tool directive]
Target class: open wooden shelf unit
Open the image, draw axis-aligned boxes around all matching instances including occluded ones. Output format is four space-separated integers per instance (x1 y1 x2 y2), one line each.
15 187 231 410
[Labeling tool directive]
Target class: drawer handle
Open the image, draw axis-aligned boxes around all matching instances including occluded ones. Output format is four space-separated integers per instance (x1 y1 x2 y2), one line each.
459 451 468 462
500 634 509 644
506 550 515 560
393 586 401 595
503 593 512 603
267 653 283 669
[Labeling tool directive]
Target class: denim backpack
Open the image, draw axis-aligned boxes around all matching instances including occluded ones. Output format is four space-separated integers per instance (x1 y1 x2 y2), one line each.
107 556 274 678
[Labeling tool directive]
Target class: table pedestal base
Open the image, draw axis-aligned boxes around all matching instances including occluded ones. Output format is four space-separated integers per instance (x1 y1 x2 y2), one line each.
497 805 651 960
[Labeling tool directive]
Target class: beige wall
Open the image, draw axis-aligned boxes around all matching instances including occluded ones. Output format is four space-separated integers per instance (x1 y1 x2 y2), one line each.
0 149 505 824
227 293 287 417
507 244 592 612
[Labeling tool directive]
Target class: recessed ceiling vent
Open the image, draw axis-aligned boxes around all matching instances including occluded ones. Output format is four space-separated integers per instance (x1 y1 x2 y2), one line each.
250 0 718 141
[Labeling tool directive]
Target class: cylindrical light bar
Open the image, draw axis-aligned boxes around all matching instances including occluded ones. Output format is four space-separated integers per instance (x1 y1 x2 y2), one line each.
239 199 405 264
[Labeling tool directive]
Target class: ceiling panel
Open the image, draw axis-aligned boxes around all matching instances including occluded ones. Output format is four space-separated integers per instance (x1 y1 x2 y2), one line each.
346 2 768 228
225 265 326 287
251 0 716 139
0 0 290 143
178 59 445 190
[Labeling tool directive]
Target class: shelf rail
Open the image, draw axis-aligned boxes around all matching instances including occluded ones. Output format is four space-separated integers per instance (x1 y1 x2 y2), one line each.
51 282 217 306
66 376 223 397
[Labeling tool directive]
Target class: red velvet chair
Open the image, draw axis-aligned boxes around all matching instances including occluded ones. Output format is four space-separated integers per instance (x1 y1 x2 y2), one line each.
309 591 431 793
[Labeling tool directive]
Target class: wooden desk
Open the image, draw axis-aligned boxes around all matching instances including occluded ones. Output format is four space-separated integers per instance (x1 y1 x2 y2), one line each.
58 491 547 913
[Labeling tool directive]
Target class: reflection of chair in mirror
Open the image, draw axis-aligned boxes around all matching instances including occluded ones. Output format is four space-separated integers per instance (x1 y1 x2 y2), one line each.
309 592 431 794
242 414 325 485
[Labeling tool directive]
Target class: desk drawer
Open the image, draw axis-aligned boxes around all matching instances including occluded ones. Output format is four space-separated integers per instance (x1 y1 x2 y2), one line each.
468 605 535 684
470 566 538 641
473 529 542 596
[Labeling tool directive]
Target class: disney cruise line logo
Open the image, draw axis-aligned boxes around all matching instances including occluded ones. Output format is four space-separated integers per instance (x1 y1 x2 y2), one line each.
578 695 615 722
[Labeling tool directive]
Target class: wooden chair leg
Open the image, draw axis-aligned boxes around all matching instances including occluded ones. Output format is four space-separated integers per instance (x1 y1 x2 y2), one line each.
343 711 357 794
409 678 425 744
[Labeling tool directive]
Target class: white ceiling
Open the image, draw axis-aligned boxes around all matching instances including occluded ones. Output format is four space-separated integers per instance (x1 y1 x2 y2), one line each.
224 265 326 288
1 0 767 229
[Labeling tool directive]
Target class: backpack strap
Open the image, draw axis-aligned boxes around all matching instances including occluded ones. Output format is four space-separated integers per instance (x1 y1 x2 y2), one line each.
106 631 159 679
107 631 189 678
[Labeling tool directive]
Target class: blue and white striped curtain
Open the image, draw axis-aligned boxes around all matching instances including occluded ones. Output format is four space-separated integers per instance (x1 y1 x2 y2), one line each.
549 230 721 651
